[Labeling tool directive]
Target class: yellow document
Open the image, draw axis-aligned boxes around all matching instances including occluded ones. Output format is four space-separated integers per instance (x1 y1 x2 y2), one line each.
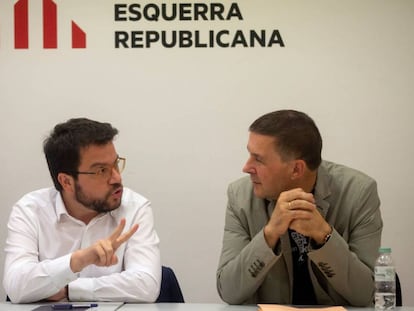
258 305 347 311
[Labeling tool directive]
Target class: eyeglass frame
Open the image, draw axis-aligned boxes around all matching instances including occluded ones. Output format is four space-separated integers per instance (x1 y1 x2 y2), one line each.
73 156 126 179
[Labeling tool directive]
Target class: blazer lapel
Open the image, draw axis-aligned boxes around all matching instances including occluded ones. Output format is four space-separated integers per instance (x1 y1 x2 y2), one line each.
314 162 331 218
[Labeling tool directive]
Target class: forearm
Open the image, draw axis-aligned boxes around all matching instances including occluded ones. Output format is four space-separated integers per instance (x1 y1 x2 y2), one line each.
308 229 379 306
4 254 77 303
217 230 278 304
69 268 161 302
68 224 162 302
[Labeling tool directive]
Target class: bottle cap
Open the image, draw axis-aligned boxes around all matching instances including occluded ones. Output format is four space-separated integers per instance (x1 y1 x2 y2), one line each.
379 247 391 253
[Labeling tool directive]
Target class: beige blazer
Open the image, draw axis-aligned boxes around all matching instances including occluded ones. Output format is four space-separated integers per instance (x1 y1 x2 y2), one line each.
217 160 382 306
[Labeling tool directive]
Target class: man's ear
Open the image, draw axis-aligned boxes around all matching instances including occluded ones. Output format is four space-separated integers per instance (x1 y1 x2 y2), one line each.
291 159 306 180
57 173 74 192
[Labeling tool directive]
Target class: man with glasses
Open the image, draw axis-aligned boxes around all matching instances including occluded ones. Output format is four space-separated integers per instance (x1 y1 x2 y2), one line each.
3 118 161 303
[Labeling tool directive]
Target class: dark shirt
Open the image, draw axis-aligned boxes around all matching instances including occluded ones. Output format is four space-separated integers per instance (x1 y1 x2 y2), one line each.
289 229 317 305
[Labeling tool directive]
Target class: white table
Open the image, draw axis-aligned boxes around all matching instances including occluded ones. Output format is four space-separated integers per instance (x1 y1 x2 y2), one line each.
120 305 413 311
0 303 413 311
121 303 257 311
0 302 123 311
123 305 414 311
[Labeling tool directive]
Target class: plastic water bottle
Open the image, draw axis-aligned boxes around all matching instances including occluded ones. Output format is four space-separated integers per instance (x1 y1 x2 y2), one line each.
375 247 396 310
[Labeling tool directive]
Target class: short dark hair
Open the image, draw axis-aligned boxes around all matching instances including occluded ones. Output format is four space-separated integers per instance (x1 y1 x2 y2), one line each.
249 110 322 170
43 118 119 191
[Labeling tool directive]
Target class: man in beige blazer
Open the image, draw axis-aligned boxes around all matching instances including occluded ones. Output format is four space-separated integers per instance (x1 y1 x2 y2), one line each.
216 110 382 306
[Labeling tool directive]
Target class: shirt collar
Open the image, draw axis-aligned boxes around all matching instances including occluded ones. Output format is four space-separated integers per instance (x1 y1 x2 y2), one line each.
54 191 121 223
55 191 69 221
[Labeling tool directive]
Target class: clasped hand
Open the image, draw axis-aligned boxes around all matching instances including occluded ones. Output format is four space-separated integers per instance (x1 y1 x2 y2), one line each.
264 188 330 247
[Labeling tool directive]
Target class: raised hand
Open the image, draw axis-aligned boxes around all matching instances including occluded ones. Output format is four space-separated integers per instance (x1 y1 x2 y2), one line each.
70 218 139 272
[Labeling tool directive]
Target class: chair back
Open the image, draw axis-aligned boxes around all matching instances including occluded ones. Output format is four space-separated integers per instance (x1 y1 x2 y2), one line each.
396 273 402 306
156 266 185 303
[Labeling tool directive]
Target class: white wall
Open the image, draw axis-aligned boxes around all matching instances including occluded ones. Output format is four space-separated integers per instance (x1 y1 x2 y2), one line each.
0 0 413 305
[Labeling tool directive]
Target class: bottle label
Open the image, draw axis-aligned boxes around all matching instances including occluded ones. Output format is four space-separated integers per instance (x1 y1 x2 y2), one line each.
375 266 395 282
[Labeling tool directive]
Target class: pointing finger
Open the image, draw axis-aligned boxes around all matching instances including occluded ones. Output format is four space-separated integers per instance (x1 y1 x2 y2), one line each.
113 224 139 249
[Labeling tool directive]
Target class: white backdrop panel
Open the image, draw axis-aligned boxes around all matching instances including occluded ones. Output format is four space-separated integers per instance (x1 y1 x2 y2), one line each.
0 0 413 304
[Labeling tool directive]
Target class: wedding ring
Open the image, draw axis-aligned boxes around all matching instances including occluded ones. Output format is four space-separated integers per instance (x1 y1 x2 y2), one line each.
288 201 292 209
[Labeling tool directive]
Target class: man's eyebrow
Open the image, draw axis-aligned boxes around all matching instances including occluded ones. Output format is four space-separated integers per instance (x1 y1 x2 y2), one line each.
89 161 109 168
88 156 118 168
249 151 264 161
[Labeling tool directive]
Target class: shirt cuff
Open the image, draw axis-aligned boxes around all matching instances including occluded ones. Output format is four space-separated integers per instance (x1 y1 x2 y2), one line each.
44 254 78 290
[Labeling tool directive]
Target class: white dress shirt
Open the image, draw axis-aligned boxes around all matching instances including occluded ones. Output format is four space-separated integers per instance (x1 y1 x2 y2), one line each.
3 187 161 303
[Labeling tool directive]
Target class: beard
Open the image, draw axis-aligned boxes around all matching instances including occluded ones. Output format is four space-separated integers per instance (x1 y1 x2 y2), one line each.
74 182 123 213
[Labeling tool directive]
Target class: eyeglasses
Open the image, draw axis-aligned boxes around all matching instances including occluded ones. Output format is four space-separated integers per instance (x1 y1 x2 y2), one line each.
75 156 126 180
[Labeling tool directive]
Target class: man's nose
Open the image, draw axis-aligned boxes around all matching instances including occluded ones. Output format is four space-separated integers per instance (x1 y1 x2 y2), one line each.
242 158 254 174
109 167 122 184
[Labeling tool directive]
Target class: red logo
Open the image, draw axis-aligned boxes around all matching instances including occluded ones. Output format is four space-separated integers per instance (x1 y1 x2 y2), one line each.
14 0 86 49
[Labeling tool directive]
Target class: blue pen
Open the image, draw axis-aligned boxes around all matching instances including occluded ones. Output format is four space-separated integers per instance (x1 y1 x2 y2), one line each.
52 303 98 309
